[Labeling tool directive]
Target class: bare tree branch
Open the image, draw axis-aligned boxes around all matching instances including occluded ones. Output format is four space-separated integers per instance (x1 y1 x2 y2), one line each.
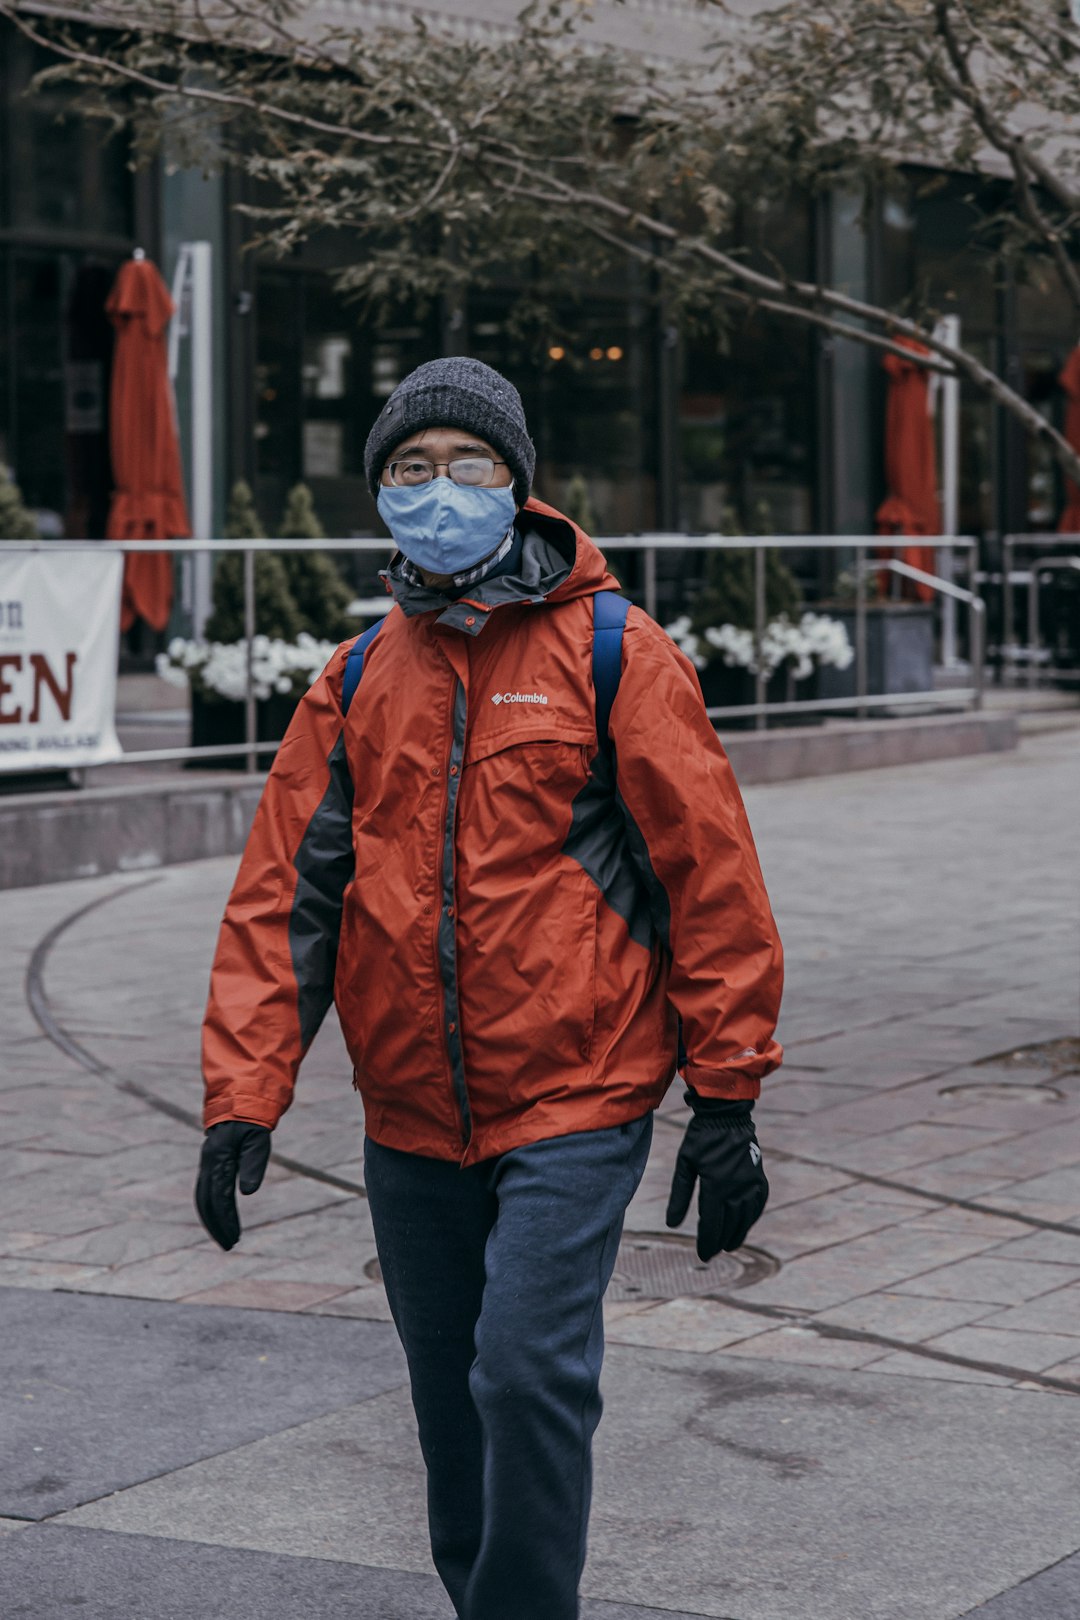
0 2 403 149
6 0 1080 488
932 0 1080 217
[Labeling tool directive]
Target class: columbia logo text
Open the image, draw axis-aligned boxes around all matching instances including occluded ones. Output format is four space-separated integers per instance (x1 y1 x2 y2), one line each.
491 692 549 706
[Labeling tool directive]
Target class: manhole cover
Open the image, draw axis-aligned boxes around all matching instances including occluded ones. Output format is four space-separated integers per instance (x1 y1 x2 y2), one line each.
940 1081 1064 1104
976 1036 1080 1077
364 1236 779 1303
608 1235 779 1302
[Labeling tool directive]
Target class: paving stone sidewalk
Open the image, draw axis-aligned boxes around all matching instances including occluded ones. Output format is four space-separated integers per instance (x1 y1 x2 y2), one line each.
1 727 1078 1619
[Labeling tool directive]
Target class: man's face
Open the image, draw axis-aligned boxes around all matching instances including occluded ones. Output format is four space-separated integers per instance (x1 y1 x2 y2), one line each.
379 425 514 493
379 424 515 587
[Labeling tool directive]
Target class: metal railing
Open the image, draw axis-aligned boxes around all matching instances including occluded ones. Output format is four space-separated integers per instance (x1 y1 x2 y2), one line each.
0 532 982 772
603 533 982 727
1000 532 1080 686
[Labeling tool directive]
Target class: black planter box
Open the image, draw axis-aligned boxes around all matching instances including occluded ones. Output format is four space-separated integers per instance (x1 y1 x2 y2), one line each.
189 689 301 768
812 604 935 700
696 663 821 728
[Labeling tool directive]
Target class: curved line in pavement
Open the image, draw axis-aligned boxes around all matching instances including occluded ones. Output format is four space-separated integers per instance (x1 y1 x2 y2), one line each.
24 876 367 1200
25 878 162 1078
23 879 1079 1395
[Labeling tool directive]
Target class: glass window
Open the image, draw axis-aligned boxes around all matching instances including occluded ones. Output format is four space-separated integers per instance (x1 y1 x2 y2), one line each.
254 266 438 538
955 354 995 539
12 254 66 527
910 173 999 334
677 197 815 539
255 273 301 485
5 36 132 240
880 189 917 311
0 26 136 538
63 260 116 540
466 292 658 537
0 251 10 475
301 280 363 482
8 249 121 534
678 320 815 536
1016 266 1077 530
0 249 123 539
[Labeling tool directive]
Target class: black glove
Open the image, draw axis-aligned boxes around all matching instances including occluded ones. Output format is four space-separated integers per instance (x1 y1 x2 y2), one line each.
666 1091 768 1261
195 1121 272 1251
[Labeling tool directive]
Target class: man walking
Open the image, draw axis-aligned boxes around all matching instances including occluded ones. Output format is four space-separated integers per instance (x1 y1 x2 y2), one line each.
196 357 783 1620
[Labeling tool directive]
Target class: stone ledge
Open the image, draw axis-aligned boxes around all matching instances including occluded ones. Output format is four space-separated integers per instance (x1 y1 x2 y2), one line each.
0 774 266 892
0 711 1017 890
721 710 1017 785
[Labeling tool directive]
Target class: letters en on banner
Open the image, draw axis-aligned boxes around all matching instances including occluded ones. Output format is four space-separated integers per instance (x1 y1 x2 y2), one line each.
0 549 123 772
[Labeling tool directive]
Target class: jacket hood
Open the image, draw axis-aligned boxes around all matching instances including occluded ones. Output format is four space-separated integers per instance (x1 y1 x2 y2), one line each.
520 496 621 603
380 495 621 636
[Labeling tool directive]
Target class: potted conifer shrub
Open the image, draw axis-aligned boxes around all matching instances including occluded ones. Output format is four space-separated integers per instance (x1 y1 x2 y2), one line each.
160 482 345 761
277 482 357 642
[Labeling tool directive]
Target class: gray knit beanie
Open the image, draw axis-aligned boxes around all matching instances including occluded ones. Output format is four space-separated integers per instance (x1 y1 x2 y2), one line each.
364 357 536 507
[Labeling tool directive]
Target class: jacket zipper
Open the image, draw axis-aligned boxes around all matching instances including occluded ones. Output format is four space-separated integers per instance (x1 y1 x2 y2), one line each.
435 675 472 1149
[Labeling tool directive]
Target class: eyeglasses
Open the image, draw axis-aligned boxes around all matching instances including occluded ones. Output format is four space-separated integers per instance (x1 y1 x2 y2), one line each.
386 456 507 488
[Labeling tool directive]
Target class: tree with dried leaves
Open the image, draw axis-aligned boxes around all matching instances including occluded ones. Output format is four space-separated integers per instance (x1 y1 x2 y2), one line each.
5 0 1080 483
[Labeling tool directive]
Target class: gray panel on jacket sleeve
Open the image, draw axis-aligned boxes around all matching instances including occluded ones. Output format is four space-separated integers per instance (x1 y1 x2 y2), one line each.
613 748 672 952
562 750 657 950
290 730 355 1049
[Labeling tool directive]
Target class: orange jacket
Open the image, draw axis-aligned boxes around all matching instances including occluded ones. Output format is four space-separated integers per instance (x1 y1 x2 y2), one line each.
202 499 783 1164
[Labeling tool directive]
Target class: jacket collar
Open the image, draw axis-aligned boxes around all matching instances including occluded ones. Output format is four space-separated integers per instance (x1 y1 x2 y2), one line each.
380 514 573 637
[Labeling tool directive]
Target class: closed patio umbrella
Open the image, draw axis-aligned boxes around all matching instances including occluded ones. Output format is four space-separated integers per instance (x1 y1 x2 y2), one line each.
1056 344 1080 533
874 337 939 604
105 254 191 632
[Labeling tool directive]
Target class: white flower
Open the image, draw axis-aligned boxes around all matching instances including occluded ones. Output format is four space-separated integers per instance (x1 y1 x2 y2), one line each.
703 624 756 668
797 611 855 670
155 652 191 689
666 613 854 680
158 636 339 702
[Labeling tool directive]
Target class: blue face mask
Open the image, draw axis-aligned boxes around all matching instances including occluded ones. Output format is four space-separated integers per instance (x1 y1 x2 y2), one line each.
377 480 517 576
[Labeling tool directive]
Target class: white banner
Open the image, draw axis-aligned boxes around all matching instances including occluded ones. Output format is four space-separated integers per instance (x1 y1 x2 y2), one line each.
0 549 123 772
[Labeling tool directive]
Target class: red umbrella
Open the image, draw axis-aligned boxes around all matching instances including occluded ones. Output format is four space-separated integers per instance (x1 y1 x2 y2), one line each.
1057 345 1080 533
105 255 191 632
874 337 940 604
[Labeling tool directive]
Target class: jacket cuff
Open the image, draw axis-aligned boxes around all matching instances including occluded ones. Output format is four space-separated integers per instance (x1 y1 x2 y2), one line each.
681 1063 761 1101
203 1092 283 1131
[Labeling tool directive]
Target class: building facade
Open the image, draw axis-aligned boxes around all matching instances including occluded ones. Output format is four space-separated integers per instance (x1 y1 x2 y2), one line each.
1 8 1075 638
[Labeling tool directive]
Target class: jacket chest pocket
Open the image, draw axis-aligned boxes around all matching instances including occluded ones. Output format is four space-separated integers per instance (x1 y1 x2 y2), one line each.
460 725 595 848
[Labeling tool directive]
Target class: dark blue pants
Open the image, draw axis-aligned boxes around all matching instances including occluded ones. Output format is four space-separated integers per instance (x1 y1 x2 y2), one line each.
364 1115 654 1620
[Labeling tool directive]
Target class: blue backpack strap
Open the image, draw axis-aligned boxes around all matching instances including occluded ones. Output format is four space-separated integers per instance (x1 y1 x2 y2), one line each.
592 590 629 756
341 616 385 716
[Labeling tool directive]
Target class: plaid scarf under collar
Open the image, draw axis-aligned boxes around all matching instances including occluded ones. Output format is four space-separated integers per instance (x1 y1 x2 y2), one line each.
397 526 515 592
